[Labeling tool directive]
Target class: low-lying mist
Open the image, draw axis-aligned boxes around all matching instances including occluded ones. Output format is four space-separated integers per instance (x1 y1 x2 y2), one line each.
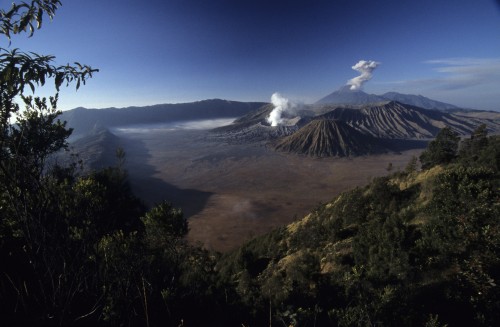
112 117 237 133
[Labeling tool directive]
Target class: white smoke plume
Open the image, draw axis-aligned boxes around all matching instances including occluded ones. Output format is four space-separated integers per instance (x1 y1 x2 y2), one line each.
267 92 290 126
347 60 380 90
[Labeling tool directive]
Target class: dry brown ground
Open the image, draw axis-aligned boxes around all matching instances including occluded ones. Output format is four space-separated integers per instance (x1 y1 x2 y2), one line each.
114 127 423 252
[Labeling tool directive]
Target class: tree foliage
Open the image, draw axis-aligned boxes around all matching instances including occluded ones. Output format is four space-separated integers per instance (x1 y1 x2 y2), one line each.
1 3 99 322
1 0 60 40
0 2 195 326
420 126 460 169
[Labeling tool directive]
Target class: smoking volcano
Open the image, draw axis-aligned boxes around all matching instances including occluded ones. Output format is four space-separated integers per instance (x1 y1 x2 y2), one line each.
266 92 303 127
210 93 311 143
210 59 500 155
316 86 386 106
347 60 380 91
317 60 386 105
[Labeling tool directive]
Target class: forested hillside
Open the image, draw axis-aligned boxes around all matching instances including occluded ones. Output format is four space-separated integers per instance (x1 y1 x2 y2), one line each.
216 125 500 326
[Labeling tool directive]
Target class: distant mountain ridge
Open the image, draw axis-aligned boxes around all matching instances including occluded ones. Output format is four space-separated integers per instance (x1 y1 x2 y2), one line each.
273 101 499 157
63 95 500 161
316 87 459 110
213 99 500 157
318 101 483 139
381 92 459 110
61 99 266 136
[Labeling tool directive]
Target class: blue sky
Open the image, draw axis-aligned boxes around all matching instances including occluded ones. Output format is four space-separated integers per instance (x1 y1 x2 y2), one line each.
6 0 500 110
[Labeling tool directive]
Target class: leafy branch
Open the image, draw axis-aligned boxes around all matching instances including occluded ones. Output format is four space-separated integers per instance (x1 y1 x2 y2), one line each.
1 0 61 40
1 47 98 95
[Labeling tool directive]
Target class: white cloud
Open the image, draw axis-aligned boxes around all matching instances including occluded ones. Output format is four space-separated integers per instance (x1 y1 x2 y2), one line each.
381 57 500 110
384 58 500 90
424 58 500 88
347 60 381 90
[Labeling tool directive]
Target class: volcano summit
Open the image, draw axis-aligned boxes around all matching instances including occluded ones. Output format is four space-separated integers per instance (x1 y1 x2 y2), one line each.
275 119 387 157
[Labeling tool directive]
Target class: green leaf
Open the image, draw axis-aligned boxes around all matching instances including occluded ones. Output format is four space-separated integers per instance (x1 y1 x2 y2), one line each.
37 8 43 29
55 72 63 91
28 81 35 93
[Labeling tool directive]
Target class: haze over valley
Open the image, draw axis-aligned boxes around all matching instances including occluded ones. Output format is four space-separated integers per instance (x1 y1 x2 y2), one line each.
111 122 422 252
63 88 500 252
58 51 500 252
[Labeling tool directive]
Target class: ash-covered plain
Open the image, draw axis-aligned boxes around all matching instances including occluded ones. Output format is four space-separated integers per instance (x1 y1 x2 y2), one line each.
65 91 500 252
112 119 422 252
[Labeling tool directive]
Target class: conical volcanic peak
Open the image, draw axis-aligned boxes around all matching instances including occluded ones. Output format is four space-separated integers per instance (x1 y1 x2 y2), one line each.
316 86 386 105
275 119 387 157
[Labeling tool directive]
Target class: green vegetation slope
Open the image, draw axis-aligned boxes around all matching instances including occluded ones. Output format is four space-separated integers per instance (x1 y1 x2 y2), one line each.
216 126 500 326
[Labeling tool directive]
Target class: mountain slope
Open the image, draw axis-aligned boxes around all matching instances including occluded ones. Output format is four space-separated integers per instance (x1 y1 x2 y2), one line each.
210 104 312 143
320 101 490 139
275 119 386 157
212 104 275 133
381 92 459 110
67 128 123 169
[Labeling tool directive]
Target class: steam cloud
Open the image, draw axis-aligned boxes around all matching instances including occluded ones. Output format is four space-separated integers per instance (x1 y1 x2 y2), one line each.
267 92 291 126
347 60 380 90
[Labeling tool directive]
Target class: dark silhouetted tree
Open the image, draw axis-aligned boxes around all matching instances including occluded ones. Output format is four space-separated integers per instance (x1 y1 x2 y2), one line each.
0 1 98 324
419 126 460 169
